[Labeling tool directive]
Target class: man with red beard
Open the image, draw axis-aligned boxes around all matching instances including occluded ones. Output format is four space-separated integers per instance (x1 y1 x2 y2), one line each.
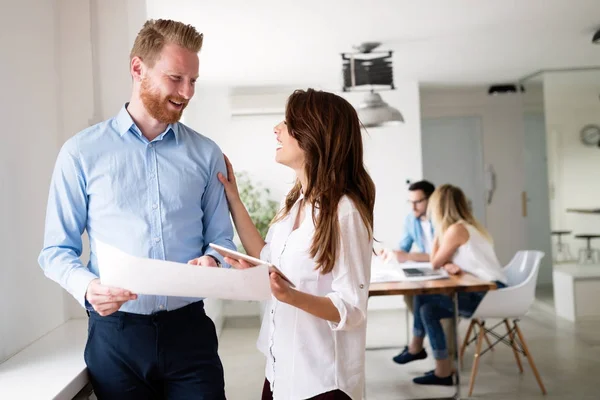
38 19 235 399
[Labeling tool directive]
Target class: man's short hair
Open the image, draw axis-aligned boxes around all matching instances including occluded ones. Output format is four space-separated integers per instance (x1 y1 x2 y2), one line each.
408 180 435 198
130 19 204 67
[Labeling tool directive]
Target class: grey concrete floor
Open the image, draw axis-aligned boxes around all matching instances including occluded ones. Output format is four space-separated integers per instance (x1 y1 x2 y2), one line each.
219 302 600 399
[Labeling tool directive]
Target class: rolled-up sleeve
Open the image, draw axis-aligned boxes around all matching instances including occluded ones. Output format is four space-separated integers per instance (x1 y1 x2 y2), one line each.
38 140 97 307
325 211 372 331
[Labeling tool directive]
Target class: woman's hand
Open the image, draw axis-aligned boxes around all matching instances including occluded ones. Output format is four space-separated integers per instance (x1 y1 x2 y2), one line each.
223 258 296 303
377 248 393 263
269 271 295 303
217 154 241 204
223 260 296 304
443 263 462 275
217 155 266 259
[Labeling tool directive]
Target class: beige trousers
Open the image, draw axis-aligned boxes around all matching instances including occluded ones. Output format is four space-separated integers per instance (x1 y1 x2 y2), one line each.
404 295 457 357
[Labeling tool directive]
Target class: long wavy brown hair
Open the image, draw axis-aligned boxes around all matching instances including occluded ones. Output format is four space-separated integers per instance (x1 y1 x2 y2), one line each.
273 89 376 274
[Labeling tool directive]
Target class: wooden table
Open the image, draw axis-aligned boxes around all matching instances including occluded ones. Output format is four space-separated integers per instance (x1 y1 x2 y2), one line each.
368 274 497 400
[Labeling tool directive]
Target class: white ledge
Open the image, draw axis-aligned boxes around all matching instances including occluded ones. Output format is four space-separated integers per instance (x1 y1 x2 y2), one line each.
0 319 89 400
554 263 600 279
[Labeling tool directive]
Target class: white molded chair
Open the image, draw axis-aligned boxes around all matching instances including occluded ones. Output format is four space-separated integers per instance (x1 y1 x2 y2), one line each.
459 250 547 397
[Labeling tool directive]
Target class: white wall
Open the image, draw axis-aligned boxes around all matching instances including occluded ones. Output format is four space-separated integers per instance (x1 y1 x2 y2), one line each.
56 0 96 319
0 0 69 363
92 0 147 121
0 0 157 363
185 83 423 312
420 87 528 266
543 70 600 254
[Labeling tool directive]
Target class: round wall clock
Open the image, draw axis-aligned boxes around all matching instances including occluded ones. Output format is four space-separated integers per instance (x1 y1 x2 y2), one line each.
580 124 600 146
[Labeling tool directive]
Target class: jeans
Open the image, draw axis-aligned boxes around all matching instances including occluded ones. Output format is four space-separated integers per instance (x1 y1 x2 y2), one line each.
412 282 506 360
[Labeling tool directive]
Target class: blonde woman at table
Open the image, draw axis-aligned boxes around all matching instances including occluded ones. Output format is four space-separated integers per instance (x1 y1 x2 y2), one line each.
393 184 507 386
219 89 375 399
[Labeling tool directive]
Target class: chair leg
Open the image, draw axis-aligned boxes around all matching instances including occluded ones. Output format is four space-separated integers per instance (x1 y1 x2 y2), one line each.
514 320 547 395
504 319 523 373
468 320 486 397
460 319 475 368
483 328 495 352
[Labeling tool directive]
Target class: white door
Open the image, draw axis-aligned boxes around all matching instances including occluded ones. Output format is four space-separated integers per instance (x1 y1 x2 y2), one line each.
421 116 486 224
524 113 553 287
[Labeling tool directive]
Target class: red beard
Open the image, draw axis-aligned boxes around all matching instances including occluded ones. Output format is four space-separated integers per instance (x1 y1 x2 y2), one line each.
140 78 188 124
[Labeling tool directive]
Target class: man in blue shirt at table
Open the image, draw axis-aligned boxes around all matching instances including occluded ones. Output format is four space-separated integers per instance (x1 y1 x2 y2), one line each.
38 19 235 399
380 180 435 264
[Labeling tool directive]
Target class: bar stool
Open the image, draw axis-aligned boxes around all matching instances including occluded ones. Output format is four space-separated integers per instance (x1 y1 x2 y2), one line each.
551 230 573 263
574 234 600 264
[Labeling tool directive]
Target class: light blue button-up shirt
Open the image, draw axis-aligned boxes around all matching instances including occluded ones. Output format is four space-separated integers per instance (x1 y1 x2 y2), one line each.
38 104 236 314
398 213 434 253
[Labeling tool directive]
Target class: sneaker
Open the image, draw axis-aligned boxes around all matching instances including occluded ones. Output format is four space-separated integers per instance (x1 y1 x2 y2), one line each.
425 368 456 376
392 346 428 364
413 372 454 386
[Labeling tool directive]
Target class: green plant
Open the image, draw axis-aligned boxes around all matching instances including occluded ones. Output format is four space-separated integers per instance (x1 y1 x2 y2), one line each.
235 171 280 252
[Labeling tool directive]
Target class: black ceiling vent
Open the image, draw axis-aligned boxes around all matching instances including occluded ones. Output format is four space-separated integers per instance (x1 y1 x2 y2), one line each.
342 42 394 91
488 84 525 95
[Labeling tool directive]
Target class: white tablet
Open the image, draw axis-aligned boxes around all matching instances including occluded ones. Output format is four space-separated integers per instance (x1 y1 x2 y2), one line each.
209 243 295 288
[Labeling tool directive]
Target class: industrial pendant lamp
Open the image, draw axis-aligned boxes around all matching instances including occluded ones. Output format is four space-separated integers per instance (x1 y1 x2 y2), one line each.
342 42 404 127
356 91 404 128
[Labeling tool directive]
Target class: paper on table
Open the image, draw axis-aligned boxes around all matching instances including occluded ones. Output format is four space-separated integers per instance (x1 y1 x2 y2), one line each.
370 257 448 283
400 261 434 269
95 240 272 301
370 268 405 283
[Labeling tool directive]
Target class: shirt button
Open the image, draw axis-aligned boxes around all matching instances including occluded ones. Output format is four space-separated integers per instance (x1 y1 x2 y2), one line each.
152 204 158 210
149 174 155 179
158 305 164 310
360 284 365 289
149 143 153 148
271 310 274 314
154 237 161 243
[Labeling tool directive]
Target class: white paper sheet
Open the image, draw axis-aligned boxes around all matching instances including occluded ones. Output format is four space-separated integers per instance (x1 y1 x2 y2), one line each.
370 256 448 283
370 268 405 283
95 240 272 301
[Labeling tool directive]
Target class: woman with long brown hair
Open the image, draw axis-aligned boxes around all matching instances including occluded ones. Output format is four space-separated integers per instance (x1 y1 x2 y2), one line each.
394 184 506 386
220 89 375 399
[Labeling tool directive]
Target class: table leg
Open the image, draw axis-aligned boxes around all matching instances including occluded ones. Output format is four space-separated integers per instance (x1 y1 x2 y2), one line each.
405 303 411 346
453 292 461 399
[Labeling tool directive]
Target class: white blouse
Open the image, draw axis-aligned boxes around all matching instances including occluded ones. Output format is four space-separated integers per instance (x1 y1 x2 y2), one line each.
452 223 507 284
257 194 373 400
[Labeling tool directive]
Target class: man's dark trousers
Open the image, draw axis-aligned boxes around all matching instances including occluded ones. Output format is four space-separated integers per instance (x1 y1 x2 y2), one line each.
85 301 226 400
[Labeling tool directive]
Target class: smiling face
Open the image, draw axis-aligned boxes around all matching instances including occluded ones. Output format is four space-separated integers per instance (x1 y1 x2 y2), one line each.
137 43 199 124
273 120 305 171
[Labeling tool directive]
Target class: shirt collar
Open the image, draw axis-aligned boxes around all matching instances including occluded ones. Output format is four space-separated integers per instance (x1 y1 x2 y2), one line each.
116 103 180 144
